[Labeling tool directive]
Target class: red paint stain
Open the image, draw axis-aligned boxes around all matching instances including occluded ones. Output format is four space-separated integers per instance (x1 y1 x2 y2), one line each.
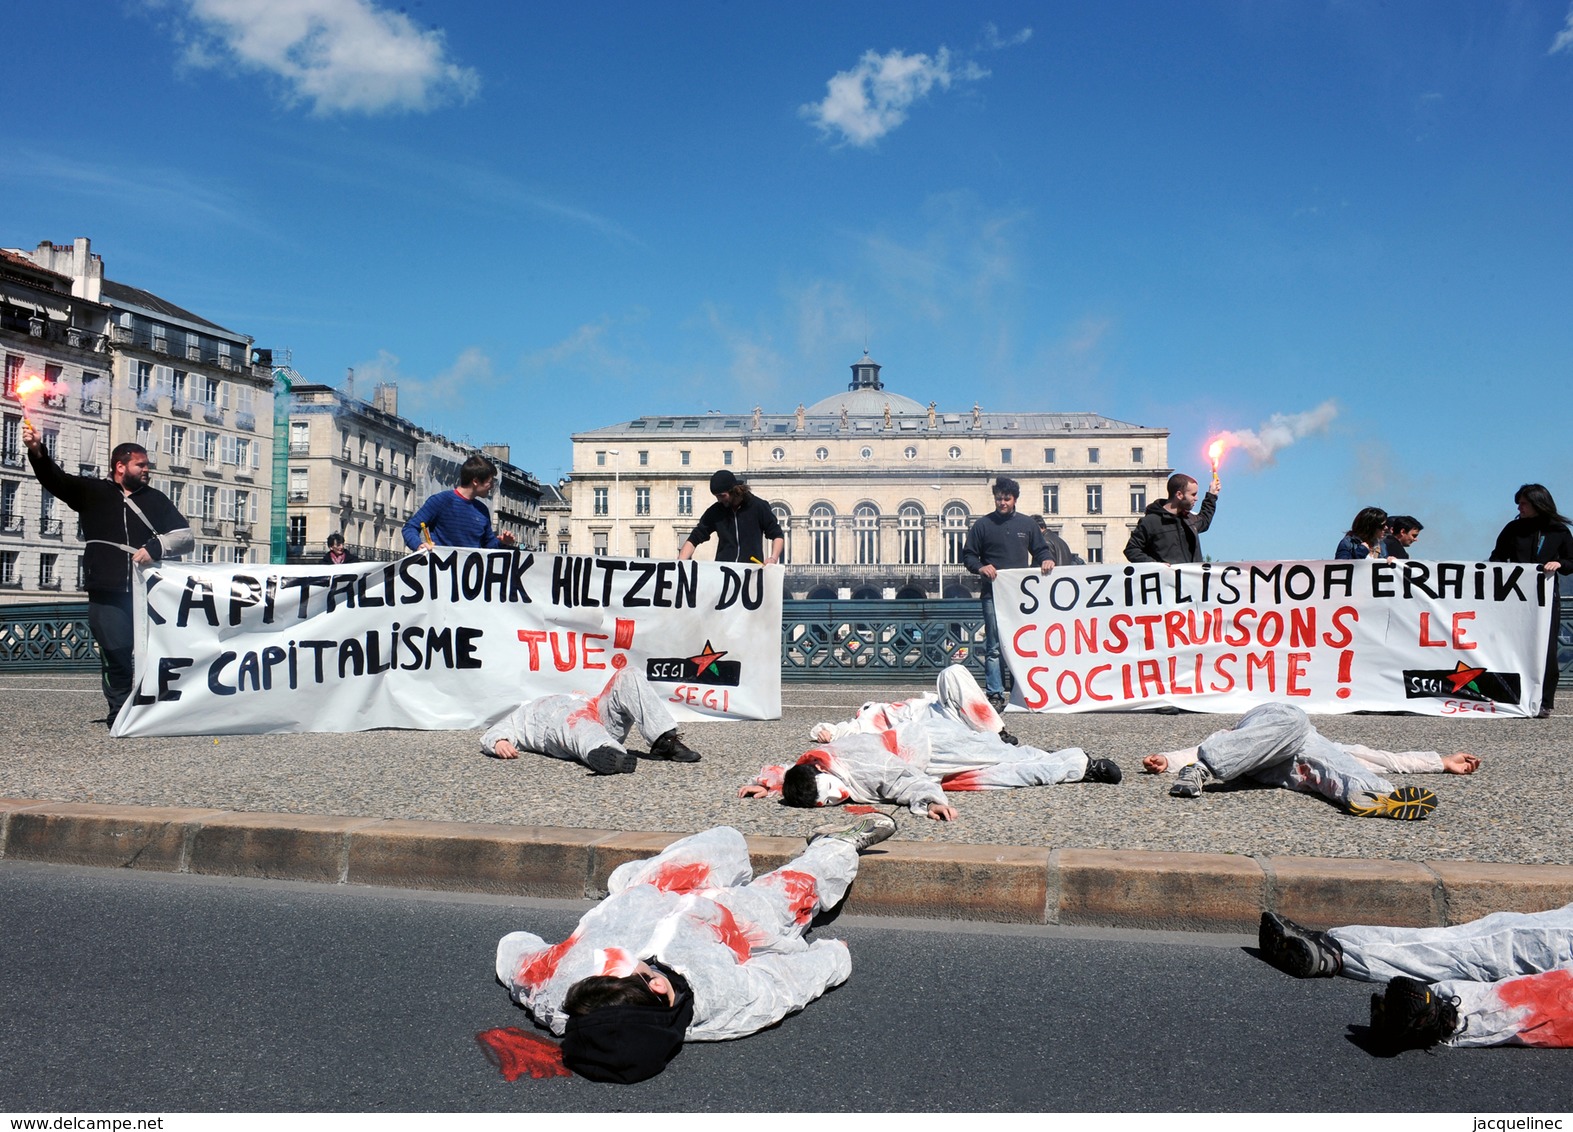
517 931 578 991
872 708 892 730
613 618 636 650
756 764 786 791
648 860 711 893
940 769 988 792
476 1026 571 1080
845 804 878 815
1495 968 1573 1047
566 696 601 728
711 905 755 962
799 748 832 772
596 946 635 975
880 729 900 754
967 700 997 727
765 868 820 924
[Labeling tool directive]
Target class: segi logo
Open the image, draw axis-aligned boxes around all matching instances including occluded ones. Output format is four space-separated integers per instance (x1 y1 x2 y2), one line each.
1403 660 1521 705
647 639 742 687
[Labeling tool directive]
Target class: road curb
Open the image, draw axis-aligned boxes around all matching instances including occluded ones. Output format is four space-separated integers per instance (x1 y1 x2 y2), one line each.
4 797 1573 930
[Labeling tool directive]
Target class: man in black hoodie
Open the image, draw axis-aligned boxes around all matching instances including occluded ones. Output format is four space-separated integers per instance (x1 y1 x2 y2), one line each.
24 420 192 726
962 477 1053 712
1124 471 1219 564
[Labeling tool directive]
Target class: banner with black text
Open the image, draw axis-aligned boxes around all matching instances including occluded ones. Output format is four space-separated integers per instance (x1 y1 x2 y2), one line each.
993 559 1553 716
113 552 783 736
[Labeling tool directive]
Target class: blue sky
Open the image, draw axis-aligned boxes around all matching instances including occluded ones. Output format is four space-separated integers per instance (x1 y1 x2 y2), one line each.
6 0 1573 561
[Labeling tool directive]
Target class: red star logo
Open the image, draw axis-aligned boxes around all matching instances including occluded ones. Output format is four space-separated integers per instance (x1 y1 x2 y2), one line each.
1445 661 1486 694
688 640 728 676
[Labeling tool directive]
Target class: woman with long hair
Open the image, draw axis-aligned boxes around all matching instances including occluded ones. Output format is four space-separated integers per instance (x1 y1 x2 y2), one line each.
1489 484 1573 718
1335 506 1389 560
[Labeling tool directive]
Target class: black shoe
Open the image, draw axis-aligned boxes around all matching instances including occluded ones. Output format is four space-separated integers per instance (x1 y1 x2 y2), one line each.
1258 912 1343 978
584 745 637 775
986 691 1008 714
1369 977 1460 1052
646 730 701 763
996 726 1020 746
1082 757 1122 784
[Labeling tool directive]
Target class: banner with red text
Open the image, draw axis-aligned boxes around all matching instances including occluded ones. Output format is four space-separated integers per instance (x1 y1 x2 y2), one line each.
993 559 1553 716
113 551 782 736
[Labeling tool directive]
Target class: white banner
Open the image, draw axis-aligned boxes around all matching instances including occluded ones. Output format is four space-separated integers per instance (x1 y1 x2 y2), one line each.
113 552 783 736
994 559 1554 716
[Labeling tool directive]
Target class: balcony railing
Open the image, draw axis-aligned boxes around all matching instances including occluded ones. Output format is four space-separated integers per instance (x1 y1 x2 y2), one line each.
0 513 23 533
288 490 310 502
203 405 225 425
236 412 256 431
40 518 63 536
170 397 193 417
77 463 100 477
0 450 25 469
80 398 102 416
339 493 353 509
289 442 311 455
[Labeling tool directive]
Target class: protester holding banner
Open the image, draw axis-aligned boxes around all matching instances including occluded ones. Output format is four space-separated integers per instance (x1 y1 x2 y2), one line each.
481 669 701 775
319 532 358 565
1335 507 1390 560
963 477 1054 712
1124 471 1218 565
739 664 1122 821
1489 483 1573 718
1384 515 1424 559
678 470 783 564
1259 905 1573 1051
402 453 517 550
23 420 192 727
488 819 895 1083
1147 702 1477 818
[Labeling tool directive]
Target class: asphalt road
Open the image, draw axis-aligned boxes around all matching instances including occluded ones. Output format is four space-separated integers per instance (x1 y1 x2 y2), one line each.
2 861 1569 1113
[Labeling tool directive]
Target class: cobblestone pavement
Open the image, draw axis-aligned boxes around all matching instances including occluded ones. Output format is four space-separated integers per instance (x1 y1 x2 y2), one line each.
3 674 1564 864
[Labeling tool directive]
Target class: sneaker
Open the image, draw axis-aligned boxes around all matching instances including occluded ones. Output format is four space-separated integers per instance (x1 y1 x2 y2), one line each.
810 812 897 852
986 691 1008 714
1258 912 1343 978
996 726 1021 747
1369 976 1459 1052
1347 785 1437 820
1082 757 1123 785
1169 762 1211 798
646 730 701 763
584 744 637 775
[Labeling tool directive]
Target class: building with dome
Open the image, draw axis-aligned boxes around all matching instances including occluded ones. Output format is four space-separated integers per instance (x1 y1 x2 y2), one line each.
565 354 1172 599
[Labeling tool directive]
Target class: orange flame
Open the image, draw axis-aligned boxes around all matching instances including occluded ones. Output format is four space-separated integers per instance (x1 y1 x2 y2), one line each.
1206 438 1226 468
15 375 46 400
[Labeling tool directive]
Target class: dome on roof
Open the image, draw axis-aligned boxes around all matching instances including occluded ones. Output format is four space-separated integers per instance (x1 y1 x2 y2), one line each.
805 387 928 417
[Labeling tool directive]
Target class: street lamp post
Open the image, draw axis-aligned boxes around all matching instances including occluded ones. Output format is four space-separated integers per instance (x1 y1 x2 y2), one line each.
606 448 621 556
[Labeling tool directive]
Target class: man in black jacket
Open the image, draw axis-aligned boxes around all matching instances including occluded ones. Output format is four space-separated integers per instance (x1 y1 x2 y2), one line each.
678 470 783 564
24 420 193 726
1124 471 1219 564
962 478 1054 712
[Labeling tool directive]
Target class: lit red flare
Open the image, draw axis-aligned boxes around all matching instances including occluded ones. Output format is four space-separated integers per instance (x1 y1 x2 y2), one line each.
14 374 71 431
1206 437 1226 473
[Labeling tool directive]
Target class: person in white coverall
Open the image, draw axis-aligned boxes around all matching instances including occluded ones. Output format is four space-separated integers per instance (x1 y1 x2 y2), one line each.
480 668 700 775
739 664 1122 820
1260 905 1573 1050
1146 701 1479 819
494 819 895 1083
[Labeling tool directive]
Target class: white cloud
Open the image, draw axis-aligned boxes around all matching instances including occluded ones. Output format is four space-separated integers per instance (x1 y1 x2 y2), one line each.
980 23 1032 50
1553 5 1573 54
801 46 970 147
169 0 480 115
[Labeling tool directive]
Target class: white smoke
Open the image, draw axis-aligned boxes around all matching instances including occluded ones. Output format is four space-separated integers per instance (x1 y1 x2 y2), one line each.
1215 399 1338 467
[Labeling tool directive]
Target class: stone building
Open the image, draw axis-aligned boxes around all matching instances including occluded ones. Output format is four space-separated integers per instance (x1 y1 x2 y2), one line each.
0 247 115 598
568 354 1172 598
20 238 273 568
284 378 544 562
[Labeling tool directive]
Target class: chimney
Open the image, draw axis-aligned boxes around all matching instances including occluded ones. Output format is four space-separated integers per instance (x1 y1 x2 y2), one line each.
373 383 398 415
345 367 355 401
482 444 510 465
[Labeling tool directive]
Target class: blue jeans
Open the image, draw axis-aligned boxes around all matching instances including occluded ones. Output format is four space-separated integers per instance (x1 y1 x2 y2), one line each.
980 587 1003 696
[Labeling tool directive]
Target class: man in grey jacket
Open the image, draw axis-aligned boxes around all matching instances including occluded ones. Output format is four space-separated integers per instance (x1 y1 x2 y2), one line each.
962 477 1053 712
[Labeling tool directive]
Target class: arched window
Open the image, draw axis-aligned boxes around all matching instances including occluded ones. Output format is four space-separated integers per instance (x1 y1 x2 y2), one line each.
771 504 790 565
899 503 925 565
810 503 836 565
944 503 970 565
854 503 879 565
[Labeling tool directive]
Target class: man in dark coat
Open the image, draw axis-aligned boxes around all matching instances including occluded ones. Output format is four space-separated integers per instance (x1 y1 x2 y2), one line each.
962 477 1053 712
1124 471 1219 564
678 470 783 564
24 420 192 726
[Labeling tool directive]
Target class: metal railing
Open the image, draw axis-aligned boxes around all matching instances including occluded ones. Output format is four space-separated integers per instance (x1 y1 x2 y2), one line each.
0 602 98 671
